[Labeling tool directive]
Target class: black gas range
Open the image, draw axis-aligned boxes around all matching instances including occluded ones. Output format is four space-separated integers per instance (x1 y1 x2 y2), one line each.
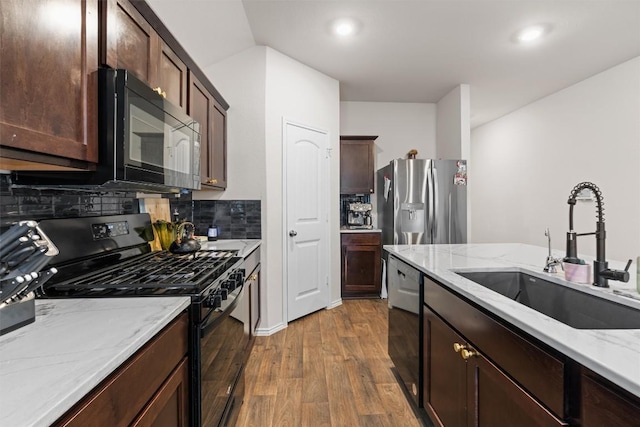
35 213 249 427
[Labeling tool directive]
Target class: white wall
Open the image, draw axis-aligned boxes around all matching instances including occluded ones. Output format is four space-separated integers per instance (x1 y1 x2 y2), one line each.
265 48 341 331
471 57 640 262
198 46 340 334
340 101 437 170
436 84 471 160
195 47 266 201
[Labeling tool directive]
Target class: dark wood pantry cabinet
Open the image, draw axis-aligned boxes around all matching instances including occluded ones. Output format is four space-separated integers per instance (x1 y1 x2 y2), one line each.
0 0 99 170
341 232 382 298
340 136 377 194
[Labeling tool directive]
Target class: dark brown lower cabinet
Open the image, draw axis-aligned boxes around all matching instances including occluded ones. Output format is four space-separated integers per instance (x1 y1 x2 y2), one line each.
341 232 381 298
424 306 566 427
55 313 189 427
581 371 640 427
415 271 640 427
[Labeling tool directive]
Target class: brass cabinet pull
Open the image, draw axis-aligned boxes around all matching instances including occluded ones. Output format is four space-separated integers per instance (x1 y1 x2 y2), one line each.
460 348 478 360
249 273 258 281
453 342 465 353
153 87 167 98
206 179 218 185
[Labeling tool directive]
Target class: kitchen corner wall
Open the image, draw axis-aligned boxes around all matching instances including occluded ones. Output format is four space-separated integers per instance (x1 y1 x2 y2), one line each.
340 101 437 170
205 46 340 334
470 56 640 261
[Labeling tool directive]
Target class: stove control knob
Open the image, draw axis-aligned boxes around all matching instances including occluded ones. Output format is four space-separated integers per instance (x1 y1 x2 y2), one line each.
223 280 236 292
232 272 244 283
217 288 228 300
204 293 222 309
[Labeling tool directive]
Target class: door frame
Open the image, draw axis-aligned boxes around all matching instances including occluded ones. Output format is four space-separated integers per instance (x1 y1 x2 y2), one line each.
281 117 331 325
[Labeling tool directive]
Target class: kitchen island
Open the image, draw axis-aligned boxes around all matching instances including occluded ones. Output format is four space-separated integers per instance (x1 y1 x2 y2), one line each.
0 297 190 426
386 243 640 424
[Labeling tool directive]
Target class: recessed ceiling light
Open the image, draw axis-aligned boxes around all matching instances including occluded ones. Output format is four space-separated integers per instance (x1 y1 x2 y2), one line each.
514 24 551 44
332 19 358 37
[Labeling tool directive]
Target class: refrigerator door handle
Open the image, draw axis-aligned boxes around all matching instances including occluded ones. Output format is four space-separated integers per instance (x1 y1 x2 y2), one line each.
432 165 439 241
426 164 434 241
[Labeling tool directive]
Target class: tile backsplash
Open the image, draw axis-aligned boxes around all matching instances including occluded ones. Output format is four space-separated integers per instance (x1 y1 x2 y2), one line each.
171 196 261 240
0 175 261 240
0 175 138 227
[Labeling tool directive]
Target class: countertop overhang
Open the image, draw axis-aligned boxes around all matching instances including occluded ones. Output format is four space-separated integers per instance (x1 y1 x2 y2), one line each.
384 243 640 398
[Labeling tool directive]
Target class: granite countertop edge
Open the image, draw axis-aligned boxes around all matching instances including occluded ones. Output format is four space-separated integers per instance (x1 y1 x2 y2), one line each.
384 242 640 398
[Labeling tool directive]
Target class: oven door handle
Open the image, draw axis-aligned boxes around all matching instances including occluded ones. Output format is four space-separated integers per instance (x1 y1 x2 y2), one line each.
200 282 245 337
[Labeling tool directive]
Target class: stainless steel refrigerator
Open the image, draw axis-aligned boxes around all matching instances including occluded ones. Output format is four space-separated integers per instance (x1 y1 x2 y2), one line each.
376 158 467 245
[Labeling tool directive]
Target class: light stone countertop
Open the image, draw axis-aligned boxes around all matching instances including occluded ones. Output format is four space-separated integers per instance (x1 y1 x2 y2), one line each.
0 297 191 427
340 228 382 233
198 239 261 257
384 243 640 398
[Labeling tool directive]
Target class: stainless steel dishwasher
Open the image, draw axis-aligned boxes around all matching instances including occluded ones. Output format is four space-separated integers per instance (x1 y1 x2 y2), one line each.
387 254 422 407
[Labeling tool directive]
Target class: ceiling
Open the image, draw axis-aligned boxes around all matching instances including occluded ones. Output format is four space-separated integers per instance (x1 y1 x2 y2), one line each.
147 0 640 128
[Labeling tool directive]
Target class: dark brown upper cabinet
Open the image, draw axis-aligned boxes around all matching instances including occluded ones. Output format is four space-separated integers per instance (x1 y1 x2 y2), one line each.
101 0 160 86
101 0 187 112
0 0 99 170
188 72 227 190
159 40 188 113
340 136 377 194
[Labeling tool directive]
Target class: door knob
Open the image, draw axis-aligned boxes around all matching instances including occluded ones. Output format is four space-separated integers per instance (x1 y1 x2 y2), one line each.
289 230 297 237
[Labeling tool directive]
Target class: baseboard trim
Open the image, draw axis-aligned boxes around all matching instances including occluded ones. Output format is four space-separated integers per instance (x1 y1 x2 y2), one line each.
327 298 342 309
254 322 287 336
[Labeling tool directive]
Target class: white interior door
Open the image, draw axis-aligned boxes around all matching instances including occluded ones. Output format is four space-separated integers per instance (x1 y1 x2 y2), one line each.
285 121 329 322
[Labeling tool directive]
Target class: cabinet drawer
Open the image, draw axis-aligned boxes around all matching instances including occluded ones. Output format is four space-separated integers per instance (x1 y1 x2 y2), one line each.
424 276 565 419
55 313 189 427
341 232 381 246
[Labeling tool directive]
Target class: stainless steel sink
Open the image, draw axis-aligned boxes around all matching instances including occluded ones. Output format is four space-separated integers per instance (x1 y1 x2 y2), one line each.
456 270 640 329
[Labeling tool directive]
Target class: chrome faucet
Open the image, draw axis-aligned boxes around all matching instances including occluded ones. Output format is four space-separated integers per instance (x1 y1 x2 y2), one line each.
543 228 562 273
565 182 631 287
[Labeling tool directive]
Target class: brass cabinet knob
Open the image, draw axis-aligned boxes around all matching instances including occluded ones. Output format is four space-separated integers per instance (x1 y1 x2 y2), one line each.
249 273 258 281
460 348 478 360
206 179 218 185
153 87 167 98
453 342 465 353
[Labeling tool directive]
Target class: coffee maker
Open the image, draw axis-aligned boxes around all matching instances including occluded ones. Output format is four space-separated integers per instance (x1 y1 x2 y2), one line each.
347 203 373 229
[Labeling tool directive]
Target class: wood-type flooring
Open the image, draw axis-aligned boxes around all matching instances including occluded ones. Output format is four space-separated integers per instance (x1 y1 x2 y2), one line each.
235 299 422 427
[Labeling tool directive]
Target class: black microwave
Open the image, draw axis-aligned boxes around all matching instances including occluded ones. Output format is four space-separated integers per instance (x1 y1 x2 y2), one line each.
10 68 201 193
97 68 201 192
